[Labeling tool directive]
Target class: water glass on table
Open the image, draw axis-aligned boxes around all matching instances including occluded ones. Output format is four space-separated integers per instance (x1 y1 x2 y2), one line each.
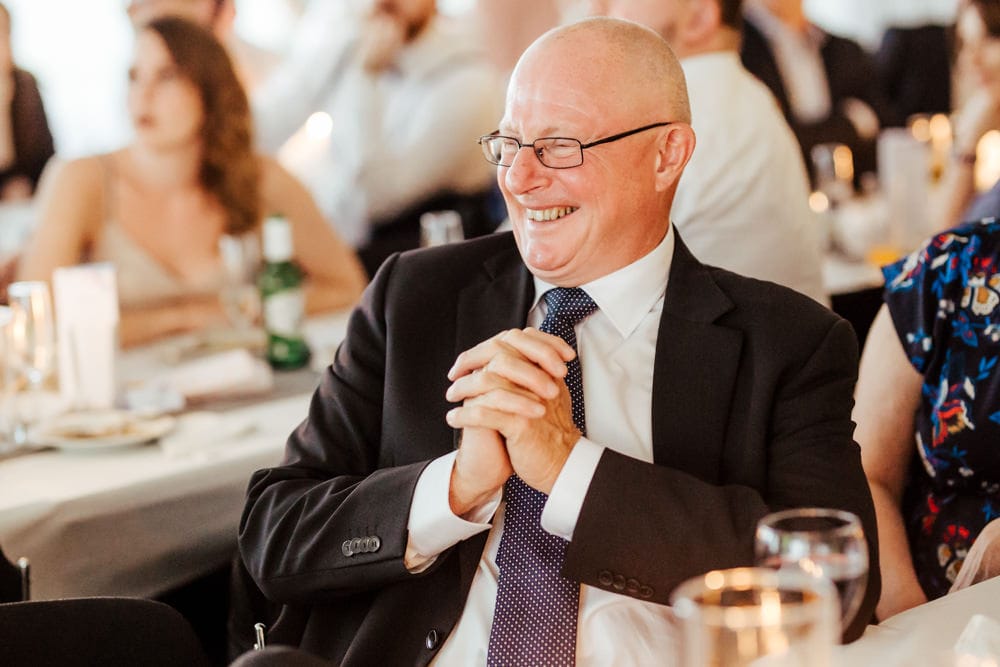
218 232 263 330
671 566 838 667
6 281 56 446
755 508 869 634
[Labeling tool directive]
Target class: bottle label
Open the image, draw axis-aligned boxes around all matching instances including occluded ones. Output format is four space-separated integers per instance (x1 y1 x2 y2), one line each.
264 288 305 338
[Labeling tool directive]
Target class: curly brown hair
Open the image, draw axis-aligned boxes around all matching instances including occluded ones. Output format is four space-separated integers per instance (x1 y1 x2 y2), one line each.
144 16 259 233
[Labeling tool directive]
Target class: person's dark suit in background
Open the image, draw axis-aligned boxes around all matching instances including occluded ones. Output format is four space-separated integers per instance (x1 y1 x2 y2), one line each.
875 25 954 120
740 0 899 183
237 16 879 666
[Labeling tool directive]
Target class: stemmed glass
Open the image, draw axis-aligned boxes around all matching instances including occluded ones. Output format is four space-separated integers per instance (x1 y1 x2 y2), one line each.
218 232 262 331
755 508 869 634
6 281 56 446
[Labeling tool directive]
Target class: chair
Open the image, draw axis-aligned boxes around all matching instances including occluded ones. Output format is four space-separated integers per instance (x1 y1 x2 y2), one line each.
0 546 28 603
0 597 213 667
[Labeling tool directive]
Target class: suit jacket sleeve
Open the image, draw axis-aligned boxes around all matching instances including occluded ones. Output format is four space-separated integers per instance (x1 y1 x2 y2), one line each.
565 314 879 642
239 253 435 605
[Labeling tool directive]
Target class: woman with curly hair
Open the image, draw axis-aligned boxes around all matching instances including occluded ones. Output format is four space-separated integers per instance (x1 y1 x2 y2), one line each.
17 17 365 347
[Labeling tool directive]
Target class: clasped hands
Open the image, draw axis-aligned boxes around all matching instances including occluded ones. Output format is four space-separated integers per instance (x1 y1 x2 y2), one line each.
445 328 581 516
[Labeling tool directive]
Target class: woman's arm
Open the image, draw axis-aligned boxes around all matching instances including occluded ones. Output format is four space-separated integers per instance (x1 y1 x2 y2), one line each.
17 157 103 282
258 156 367 313
117 295 227 348
853 305 929 619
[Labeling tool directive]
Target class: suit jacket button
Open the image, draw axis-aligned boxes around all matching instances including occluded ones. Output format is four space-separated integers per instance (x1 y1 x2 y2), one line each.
425 629 440 650
598 570 614 587
350 537 362 554
626 578 640 594
612 574 626 591
639 585 654 599
341 540 353 557
370 535 381 552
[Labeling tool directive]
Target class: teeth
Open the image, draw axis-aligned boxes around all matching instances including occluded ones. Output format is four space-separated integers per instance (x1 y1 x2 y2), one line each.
526 206 577 222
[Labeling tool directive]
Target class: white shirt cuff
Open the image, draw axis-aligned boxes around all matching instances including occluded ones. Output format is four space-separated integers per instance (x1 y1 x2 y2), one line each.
404 450 498 572
541 437 605 541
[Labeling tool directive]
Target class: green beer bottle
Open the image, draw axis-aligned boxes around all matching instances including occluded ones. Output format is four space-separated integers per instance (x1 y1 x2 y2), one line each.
259 215 310 369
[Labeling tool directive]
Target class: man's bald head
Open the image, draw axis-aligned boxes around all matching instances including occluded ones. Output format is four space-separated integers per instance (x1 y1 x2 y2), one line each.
497 16 696 286
512 17 691 126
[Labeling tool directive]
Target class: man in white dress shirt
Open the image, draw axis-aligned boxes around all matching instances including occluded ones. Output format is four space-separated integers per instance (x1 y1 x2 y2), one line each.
252 0 503 276
237 16 878 666
603 0 828 306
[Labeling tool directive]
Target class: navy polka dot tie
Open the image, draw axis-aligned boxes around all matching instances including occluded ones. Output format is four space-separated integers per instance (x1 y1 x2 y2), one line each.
487 287 598 667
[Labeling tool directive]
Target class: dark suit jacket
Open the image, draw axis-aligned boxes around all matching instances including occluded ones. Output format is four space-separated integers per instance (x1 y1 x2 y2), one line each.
741 18 899 181
238 231 880 665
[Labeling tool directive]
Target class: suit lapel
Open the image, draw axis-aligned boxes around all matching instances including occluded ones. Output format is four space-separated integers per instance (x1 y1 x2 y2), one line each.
651 234 743 483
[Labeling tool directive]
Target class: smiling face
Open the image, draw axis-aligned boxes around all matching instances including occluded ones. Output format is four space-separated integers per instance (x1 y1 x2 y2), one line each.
498 19 694 286
127 30 204 150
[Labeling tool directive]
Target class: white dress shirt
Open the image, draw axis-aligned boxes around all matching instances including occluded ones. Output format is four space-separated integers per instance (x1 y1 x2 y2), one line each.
406 229 678 665
253 8 502 246
673 51 828 307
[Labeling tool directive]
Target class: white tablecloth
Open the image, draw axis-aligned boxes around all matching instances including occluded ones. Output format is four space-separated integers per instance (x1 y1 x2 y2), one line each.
0 309 356 601
835 577 1000 665
0 392 310 600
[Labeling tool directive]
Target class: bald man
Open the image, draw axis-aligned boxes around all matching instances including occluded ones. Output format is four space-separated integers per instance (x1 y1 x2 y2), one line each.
238 17 878 665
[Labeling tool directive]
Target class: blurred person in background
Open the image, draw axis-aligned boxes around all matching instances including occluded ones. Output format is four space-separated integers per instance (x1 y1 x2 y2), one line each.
934 0 1000 230
126 0 279 93
741 0 899 183
253 0 504 277
0 2 53 201
17 17 365 348
855 218 1000 620
601 0 827 305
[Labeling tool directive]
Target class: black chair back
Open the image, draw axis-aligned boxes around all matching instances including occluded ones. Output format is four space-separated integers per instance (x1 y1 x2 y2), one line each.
0 597 213 667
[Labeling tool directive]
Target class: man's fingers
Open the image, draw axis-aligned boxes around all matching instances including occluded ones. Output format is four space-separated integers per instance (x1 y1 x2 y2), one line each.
447 327 575 381
446 353 562 402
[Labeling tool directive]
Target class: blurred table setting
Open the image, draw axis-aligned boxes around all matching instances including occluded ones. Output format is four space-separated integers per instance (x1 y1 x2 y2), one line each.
0 285 351 600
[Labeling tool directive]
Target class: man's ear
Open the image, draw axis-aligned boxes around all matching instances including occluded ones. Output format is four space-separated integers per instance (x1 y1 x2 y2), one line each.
654 123 695 193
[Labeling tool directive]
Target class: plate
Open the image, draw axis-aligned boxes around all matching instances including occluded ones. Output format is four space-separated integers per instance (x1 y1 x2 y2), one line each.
31 410 177 452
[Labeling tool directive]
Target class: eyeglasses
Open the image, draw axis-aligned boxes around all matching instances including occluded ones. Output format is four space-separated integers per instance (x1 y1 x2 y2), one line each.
477 122 673 169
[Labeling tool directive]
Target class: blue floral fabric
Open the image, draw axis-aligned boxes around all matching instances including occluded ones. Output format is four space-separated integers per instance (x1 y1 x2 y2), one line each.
883 218 1000 600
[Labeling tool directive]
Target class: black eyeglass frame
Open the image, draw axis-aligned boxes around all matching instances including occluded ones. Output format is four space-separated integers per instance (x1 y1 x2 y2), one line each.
477 121 674 169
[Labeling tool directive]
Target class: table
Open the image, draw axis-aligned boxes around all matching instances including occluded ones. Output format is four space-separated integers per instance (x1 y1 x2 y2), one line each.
0 391 311 600
834 577 1000 665
0 312 350 601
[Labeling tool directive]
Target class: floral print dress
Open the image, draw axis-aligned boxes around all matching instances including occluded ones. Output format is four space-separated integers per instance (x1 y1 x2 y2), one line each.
883 218 1000 599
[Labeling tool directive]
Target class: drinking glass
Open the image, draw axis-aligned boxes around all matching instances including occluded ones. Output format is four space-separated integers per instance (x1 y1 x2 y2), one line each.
810 143 854 208
419 210 464 247
755 508 869 633
218 232 262 330
6 281 57 445
671 566 838 667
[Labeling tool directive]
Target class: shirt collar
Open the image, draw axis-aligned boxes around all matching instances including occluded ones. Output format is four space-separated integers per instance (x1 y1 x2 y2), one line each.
530 225 674 339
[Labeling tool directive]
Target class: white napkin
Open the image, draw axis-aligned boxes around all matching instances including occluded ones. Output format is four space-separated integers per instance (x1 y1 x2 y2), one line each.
158 411 256 457
148 348 273 403
953 614 1000 662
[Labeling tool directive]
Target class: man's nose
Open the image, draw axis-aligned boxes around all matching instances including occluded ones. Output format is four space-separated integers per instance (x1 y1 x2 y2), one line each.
504 145 546 194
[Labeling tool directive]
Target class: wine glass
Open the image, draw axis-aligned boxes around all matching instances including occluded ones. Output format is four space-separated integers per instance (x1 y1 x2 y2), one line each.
755 508 869 634
218 232 262 330
6 281 57 445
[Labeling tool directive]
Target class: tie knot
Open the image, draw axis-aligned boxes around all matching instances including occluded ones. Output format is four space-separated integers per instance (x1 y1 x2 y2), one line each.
542 287 598 327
